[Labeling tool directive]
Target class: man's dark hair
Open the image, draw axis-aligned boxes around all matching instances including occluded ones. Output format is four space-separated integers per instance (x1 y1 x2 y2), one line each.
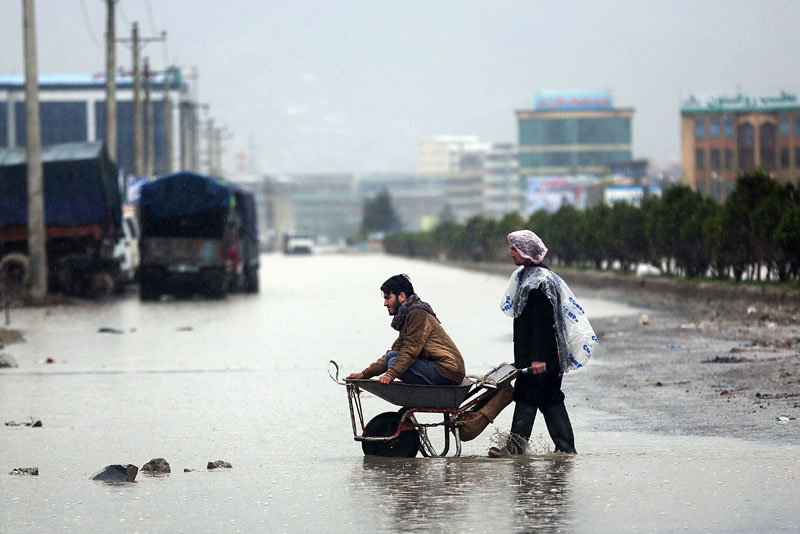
380 274 414 297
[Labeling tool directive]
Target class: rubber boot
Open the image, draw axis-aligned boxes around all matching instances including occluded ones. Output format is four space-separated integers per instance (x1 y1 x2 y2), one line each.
488 403 537 457
541 402 577 454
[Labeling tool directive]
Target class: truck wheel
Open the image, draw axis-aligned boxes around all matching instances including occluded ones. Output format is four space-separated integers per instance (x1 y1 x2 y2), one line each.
139 276 161 301
244 267 259 293
0 253 31 292
205 277 227 300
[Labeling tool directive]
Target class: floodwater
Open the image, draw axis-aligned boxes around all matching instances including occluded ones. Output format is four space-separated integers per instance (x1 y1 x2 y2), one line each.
1 254 798 533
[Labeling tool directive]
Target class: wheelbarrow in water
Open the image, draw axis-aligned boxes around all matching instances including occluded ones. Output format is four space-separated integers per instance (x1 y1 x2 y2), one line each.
328 361 521 458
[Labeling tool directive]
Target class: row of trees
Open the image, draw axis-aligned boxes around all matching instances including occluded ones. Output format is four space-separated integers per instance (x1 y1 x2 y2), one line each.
384 170 800 283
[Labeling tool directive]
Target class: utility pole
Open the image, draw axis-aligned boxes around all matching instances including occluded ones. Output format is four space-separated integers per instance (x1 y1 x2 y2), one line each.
118 24 165 177
144 57 153 176
22 0 47 303
163 67 173 173
132 22 142 175
104 0 116 162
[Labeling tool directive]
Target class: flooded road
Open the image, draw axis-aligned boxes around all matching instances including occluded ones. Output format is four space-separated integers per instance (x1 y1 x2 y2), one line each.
2 253 798 533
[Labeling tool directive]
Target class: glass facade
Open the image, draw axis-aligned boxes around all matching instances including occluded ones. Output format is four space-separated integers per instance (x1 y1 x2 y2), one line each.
95 100 134 174
519 117 630 146
519 114 632 172
519 150 630 170
14 101 87 146
95 100 168 175
0 102 6 147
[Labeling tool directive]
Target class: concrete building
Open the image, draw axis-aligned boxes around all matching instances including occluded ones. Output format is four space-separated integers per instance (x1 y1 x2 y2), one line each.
680 90 800 202
417 135 485 174
0 72 198 177
357 173 447 232
262 173 361 245
517 91 634 178
444 142 522 221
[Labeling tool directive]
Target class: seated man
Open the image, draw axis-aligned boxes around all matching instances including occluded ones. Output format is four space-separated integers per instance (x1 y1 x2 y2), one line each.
347 274 465 386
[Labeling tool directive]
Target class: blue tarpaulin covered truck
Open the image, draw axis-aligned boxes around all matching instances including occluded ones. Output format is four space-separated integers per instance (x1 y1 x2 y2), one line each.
137 171 259 300
0 141 123 296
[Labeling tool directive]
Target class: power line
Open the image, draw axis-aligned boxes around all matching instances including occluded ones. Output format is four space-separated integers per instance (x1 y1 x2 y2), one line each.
144 0 169 65
79 0 103 48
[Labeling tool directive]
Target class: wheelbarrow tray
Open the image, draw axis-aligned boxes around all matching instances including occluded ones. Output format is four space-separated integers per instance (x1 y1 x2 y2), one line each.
345 379 473 408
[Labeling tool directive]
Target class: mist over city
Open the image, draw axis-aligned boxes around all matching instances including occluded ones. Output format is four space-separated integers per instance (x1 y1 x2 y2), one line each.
1 2 799 533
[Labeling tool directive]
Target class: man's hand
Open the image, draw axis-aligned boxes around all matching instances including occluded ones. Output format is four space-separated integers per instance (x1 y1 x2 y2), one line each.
346 372 365 380
377 374 393 384
530 361 546 374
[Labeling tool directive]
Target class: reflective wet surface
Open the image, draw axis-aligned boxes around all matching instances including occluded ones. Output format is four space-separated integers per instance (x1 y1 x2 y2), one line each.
2 254 798 533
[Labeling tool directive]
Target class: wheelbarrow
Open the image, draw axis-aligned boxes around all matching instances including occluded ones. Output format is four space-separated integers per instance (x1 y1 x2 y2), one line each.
328 361 520 458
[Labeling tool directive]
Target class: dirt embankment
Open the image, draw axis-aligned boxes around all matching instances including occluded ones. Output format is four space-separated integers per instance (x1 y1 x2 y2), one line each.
452 260 800 444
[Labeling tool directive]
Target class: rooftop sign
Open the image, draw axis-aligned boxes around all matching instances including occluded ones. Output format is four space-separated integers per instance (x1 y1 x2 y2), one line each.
681 90 799 113
534 91 613 111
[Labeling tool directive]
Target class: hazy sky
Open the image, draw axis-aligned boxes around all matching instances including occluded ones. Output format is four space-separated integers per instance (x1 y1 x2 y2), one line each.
2 0 799 175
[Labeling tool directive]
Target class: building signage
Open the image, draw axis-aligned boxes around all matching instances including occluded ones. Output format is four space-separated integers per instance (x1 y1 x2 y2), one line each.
681 90 799 113
534 91 613 111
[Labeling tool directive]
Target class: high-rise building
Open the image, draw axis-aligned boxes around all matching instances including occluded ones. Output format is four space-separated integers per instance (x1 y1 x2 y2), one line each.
516 91 634 178
680 90 800 202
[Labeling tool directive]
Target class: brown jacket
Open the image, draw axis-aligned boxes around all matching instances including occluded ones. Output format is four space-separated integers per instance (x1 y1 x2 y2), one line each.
362 308 465 383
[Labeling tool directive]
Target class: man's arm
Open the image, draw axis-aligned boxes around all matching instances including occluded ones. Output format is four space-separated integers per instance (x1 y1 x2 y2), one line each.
383 310 432 380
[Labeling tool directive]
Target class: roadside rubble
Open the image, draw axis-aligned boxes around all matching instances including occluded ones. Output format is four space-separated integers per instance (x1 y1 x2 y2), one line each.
141 457 171 475
9 467 38 476
5 417 42 427
207 460 233 469
90 464 139 482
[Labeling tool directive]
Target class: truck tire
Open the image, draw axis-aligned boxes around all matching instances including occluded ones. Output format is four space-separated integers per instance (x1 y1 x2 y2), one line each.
0 253 31 293
139 276 161 301
244 267 259 293
205 276 227 300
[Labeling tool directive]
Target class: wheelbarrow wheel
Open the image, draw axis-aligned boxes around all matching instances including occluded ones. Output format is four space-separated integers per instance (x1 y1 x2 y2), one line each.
362 412 419 458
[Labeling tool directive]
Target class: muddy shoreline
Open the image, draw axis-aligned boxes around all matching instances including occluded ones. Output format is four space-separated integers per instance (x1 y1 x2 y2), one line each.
451 260 800 445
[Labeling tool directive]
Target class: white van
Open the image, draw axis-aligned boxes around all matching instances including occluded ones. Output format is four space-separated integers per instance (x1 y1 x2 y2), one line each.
114 212 141 284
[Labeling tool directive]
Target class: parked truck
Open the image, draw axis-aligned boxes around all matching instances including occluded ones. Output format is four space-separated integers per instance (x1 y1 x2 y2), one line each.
0 141 123 296
137 171 259 300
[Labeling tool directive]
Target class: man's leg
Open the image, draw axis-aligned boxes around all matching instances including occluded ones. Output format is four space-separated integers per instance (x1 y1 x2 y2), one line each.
384 353 455 385
488 402 536 457
541 402 577 454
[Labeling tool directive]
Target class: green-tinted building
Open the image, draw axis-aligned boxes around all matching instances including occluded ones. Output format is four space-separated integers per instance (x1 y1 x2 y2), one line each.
517 91 634 177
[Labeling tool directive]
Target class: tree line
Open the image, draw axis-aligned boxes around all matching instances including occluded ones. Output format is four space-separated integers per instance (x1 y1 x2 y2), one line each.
384 169 800 283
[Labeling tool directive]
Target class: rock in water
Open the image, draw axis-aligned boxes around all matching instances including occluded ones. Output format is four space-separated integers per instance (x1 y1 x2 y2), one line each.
142 457 171 474
10 467 38 475
207 460 233 469
90 464 138 482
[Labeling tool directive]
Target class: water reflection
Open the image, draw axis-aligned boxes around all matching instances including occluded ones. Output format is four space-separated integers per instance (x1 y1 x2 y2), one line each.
358 457 470 530
509 456 574 533
354 454 574 533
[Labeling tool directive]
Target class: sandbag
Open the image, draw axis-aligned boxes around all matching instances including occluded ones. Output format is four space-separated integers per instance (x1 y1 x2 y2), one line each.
458 382 514 441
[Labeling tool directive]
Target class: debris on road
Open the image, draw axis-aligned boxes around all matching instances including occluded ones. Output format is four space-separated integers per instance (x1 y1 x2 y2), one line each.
9 467 38 476
702 355 749 364
638 313 650 325
90 464 138 482
97 327 124 334
776 415 796 423
5 417 42 427
207 460 232 470
142 457 171 475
